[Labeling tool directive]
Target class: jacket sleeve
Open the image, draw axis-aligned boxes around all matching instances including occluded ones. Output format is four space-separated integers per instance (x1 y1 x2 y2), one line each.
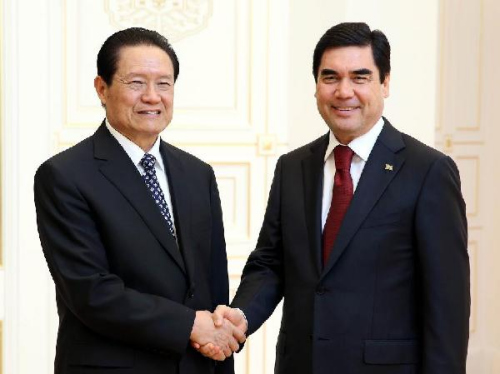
208 167 230 310
34 160 196 355
415 155 470 374
208 167 235 374
231 156 285 335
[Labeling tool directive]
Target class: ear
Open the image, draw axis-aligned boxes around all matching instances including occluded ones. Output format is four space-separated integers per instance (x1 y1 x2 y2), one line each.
94 76 108 106
381 73 390 98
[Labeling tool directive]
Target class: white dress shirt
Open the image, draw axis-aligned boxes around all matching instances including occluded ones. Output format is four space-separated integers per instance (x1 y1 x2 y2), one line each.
321 117 385 231
105 120 177 235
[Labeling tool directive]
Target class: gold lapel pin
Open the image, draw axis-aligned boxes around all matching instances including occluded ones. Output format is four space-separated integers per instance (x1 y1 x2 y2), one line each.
385 164 394 171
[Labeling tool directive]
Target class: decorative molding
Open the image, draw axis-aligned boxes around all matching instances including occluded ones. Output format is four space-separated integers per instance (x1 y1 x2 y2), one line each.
2 0 21 371
103 0 213 43
228 273 252 374
438 0 484 133
456 0 484 132
0 271 3 320
210 162 251 240
455 156 480 218
436 0 445 133
56 138 264 151
468 226 483 231
443 134 453 154
435 139 484 147
0 320 2 374
262 0 270 135
164 142 258 147
492 350 500 374
55 3 283 374
62 0 251 131
437 135 485 154
469 241 477 333
0 0 3 269
257 134 277 156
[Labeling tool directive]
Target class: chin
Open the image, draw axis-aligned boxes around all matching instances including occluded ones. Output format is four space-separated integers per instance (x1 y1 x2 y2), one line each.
331 121 357 132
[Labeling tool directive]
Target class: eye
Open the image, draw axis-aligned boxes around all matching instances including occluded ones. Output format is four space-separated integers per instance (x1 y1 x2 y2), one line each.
323 75 339 84
353 76 370 84
128 80 146 90
157 81 171 91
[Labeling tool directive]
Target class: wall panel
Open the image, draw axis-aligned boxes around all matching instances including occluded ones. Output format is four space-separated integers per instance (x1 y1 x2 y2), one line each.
53 1 288 373
436 0 500 372
6 0 494 373
0 0 3 367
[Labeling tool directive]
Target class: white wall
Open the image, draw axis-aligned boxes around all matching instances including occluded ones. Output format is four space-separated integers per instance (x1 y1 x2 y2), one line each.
287 0 438 151
2 0 498 373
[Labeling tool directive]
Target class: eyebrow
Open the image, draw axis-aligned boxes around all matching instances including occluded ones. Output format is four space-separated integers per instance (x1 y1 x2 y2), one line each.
121 73 174 80
319 68 373 76
352 68 373 75
320 69 338 76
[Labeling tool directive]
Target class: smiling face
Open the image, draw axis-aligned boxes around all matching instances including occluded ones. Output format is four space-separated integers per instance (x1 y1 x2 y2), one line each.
315 45 390 144
94 44 175 151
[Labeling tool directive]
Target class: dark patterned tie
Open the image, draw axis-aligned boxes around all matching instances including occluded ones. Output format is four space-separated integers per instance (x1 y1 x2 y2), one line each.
140 153 176 238
322 145 354 265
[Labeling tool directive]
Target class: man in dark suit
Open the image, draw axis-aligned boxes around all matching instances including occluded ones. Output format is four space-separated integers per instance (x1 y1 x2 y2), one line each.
207 22 470 373
34 27 244 374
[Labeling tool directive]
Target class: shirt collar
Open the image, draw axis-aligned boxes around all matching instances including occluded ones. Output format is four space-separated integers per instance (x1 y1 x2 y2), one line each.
105 119 165 171
324 117 385 162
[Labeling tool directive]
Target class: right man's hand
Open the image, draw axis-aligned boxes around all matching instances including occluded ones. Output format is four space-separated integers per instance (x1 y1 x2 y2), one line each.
190 310 246 361
212 305 248 334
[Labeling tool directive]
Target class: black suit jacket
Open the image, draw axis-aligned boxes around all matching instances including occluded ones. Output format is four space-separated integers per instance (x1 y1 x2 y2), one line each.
34 123 233 374
232 120 469 374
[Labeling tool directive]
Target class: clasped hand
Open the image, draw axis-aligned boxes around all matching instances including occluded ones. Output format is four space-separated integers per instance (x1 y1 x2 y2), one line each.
190 305 248 361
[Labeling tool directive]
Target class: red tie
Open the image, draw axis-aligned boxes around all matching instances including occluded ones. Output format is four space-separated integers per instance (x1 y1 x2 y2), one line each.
322 145 354 265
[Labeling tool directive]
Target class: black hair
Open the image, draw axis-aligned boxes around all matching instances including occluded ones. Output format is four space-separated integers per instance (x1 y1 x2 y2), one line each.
97 27 179 85
313 22 390 83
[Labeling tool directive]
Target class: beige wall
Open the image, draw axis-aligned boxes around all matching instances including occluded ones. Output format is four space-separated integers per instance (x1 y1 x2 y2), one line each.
435 0 500 371
1 0 498 373
287 0 439 150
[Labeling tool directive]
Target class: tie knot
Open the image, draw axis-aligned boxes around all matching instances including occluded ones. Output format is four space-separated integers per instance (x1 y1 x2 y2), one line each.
333 145 354 170
140 153 156 171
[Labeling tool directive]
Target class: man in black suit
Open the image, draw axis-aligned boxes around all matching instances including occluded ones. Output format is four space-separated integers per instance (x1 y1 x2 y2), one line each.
207 22 470 373
34 27 244 374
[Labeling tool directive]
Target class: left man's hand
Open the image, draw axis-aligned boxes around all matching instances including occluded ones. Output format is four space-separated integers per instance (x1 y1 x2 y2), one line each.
190 310 246 361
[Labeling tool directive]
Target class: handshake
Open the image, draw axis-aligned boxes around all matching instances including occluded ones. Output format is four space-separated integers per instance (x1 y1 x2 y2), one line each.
190 305 248 361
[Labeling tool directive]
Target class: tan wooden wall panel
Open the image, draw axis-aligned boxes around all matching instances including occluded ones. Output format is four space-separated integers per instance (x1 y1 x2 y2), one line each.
436 0 500 372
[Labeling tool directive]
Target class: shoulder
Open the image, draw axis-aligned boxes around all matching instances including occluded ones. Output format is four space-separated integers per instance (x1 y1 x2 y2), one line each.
161 141 214 174
381 120 450 166
401 133 445 161
280 133 329 162
380 122 461 188
398 133 457 177
36 135 94 176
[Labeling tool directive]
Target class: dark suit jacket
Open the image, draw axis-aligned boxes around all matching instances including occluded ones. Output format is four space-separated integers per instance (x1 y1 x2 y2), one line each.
34 123 233 374
232 120 469 374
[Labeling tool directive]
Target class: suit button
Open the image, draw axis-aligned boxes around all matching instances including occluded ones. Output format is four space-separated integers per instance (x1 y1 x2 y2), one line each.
189 292 195 299
316 286 325 295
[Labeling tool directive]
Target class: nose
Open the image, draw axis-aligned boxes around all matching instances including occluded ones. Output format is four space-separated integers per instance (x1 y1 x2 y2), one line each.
141 83 161 103
335 78 354 99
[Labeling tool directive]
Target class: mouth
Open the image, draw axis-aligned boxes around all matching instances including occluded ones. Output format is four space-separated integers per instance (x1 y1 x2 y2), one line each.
332 105 359 112
137 110 162 115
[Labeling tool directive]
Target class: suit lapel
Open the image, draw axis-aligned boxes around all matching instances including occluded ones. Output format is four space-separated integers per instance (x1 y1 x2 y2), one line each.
302 134 329 277
160 142 196 287
93 124 186 273
322 121 406 277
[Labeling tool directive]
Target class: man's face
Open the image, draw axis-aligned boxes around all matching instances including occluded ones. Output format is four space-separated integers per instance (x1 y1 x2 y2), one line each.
95 45 175 151
315 45 390 144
